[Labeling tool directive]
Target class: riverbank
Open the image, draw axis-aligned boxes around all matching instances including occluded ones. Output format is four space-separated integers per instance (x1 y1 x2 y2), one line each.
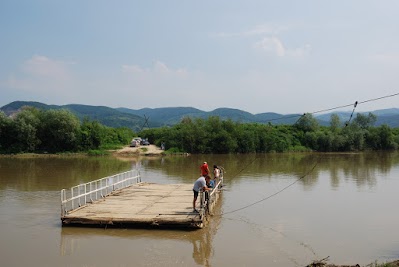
307 258 399 267
0 152 87 158
0 144 165 158
111 144 165 157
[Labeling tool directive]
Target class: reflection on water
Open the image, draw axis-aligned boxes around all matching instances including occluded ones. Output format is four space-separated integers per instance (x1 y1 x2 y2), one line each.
0 156 133 191
139 152 399 190
2 152 396 191
0 152 399 266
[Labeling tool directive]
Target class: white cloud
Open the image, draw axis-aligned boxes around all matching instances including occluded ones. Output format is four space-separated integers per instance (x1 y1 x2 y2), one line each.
22 55 72 78
153 61 169 73
122 64 143 74
5 55 75 93
217 23 310 59
254 37 311 58
246 24 289 36
217 23 289 38
286 44 312 58
118 61 198 106
122 61 188 77
254 36 286 56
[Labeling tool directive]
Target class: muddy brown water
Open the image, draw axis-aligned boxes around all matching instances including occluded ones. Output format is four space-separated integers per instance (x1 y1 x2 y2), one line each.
1 152 399 267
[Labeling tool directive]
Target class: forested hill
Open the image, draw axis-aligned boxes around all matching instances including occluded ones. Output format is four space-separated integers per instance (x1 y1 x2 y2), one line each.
1 101 399 130
1 101 150 132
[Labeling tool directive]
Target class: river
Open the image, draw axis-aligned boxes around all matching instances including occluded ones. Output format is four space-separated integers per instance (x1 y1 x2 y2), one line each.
0 152 398 266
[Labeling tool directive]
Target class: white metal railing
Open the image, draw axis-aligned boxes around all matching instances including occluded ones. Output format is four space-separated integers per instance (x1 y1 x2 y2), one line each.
61 169 141 216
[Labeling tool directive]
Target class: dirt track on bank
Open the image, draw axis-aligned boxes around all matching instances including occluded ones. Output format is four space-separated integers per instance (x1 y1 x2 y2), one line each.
112 144 164 157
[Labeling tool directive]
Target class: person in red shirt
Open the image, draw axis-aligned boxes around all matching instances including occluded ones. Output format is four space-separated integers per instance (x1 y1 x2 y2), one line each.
200 161 210 176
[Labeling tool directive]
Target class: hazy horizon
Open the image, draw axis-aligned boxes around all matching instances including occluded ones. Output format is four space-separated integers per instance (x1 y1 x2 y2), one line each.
2 100 398 116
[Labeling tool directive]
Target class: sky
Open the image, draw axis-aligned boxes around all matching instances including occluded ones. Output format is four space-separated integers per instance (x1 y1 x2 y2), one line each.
1 0 399 115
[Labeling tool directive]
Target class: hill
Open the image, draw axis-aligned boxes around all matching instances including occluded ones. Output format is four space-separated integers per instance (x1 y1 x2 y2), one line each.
315 108 399 127
117 107 204 125
117 107 302 125
1 101 398 129
1 101 148 132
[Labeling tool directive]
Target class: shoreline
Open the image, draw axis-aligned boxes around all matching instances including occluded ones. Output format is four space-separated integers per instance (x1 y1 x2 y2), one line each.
307 259 399 267
0 144 166 158
110 144 165 157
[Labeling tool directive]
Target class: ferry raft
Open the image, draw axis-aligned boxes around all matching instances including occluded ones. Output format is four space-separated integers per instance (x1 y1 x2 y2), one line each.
61 170 223 229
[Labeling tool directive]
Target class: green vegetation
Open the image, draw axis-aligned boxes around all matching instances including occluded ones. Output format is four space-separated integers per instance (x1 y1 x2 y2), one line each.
1 107 398 155
0 107 134 154
87 150 111 156
3 101 399 130
139 114 398 154
370 261 399 267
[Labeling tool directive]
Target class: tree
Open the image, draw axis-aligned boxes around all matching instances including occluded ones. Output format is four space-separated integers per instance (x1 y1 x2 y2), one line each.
0 111 12 152
13 107 41 152
341 124 365 151
114 127 135 145
80 119 103 150
330 114 341 133
37 109 81 152
295 113 319 132
352 113 377 129
366 125 395 150
236 124 256 153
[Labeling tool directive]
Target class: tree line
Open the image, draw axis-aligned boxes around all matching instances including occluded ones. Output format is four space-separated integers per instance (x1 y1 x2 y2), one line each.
140 113 399 153
1 107 398 154
0 107 134 154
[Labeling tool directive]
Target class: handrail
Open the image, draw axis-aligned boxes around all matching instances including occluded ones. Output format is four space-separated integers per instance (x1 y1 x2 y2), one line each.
61 169 141 217
199 172 224 215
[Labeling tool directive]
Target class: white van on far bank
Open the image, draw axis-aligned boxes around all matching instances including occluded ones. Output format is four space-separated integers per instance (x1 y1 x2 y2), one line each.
130 137 142 147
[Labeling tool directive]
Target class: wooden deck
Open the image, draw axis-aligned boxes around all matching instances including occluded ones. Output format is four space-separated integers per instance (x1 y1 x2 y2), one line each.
61 182 221 229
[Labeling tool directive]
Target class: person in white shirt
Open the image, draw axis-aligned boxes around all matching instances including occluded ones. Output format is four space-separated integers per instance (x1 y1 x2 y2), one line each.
213 165 222 188
192 175 211 212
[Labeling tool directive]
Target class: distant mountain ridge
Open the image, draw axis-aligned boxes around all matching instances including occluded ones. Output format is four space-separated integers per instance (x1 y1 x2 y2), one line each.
1 101 149 131
116 106 303 125
117 107 204 125
1 101 399 130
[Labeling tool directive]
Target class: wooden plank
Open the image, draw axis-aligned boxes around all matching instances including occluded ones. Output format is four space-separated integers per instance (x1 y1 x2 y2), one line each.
61 182 217 228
